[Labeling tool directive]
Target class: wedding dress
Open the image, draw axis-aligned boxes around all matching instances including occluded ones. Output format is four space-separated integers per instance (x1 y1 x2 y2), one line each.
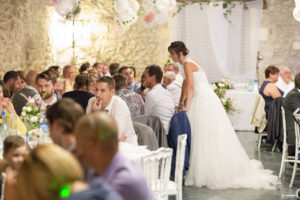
182 57 278 189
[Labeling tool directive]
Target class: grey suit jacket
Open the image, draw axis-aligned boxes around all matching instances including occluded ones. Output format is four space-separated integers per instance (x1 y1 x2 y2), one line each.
12 86 39 115
283 87 300 144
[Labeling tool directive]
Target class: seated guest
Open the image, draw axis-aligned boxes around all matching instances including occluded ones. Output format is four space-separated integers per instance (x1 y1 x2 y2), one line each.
0 136 28 198
144 65 175 134
276 67 295 97
86 77 137 145
165 63 183 88
46 98 85 152
79 63 90 74
17 143 121 200
0 81 26 135
63 74 94 111
36 70 61 107
109 63 120 77
113 74 144 117
48 66 62 78
163 71 181 105
3 71 21 98
13 70 41 115
259 65 283 118
118 66 141 94
74 112 153 200
103 64 111 77
88 69 98 94
16 71 26 90
93 62 103 79
62 65 75 92
130 66 138 82
283 73 300 156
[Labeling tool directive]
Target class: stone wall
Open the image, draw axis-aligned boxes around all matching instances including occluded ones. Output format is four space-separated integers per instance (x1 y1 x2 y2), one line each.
0 0 170 79
258 0 300 81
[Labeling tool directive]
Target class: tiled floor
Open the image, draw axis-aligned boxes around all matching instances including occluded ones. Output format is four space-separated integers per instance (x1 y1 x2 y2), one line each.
173 131 300 200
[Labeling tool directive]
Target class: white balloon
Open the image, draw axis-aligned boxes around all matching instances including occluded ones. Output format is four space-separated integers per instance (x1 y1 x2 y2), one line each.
142 0 155 12
128 0 140 13
295 0 300 7
293 7 300 22
154 10 168 24
54 0 79 18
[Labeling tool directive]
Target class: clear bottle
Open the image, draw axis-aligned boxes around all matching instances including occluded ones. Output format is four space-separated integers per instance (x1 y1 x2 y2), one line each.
248 79 254 92
253 78 259 91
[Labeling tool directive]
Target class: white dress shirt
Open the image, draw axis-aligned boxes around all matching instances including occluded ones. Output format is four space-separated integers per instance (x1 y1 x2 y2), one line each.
173 74 183 89
145 84 175 134
86 96 138 145
167 82 181 105
275 76 294 97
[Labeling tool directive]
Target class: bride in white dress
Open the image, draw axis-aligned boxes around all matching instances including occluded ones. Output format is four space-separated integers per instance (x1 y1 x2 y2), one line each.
168 41 278 189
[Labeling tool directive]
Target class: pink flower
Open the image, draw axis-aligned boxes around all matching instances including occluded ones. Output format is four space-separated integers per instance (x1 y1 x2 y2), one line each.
144 12 155 23
228 99 233 104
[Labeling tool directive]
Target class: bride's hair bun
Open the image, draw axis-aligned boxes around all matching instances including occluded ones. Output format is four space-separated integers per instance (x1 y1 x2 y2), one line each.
168 41 189 56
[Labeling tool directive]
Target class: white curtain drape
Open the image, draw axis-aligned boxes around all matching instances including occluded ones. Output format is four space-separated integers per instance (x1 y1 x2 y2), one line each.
170 0 263 83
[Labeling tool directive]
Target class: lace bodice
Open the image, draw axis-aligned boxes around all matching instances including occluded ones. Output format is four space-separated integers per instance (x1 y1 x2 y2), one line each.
178 57 210 87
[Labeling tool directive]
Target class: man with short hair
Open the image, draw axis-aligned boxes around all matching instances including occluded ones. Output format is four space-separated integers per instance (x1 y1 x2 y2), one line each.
46 98 85 152
3 71 21 98
163 71 181 105
74 112 153 200
165 63 183 88
283 73 300 156
86 76 138 145
276 67 294 97
118 66 141 93
109 63 120 77
36 70 60 106
144 65 175 134
12 70 41 115
113 74 144 117
93 62 104 79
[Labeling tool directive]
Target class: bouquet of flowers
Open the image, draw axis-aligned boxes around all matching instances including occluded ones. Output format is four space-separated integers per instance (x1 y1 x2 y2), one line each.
212 78 234 113
20 94 46 132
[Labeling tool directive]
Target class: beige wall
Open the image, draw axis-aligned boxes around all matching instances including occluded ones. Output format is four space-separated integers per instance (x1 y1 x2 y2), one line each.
0 0 170 79
258 0 300 81
1 0 299 81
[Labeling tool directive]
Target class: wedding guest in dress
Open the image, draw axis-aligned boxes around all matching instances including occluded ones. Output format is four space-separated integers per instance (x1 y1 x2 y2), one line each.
74 112 153 200
143 65 175 134
165 63 183 88
163 71 181 105
93 62 103 79
113 74 144 117
86 77 137 145
283 73 300 156
109 63 120 77
3 71 22 98
0 81 26 135
12 70 41 116
36 70 61 107
79 63 90 74
259 65 283 118
62 65 75 92
0 136 28 200
16 71 26 90
17 143 121 200
275 67 295 97
46 98 85 153
63 73 94 111
118 66 141 94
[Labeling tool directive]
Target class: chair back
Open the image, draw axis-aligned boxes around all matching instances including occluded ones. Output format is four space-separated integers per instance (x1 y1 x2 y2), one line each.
281 107 287 145
293 108 300 146
141 148 173 200
174 134 187 185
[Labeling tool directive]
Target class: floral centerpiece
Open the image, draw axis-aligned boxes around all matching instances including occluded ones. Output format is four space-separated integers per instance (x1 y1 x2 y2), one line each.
20 95 46 132
212 78 234 113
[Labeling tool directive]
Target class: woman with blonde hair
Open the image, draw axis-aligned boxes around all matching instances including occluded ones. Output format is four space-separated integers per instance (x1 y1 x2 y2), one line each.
17 144 85 200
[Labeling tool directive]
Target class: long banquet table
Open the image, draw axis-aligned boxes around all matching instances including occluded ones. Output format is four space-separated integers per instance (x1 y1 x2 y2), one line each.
224 89 258 131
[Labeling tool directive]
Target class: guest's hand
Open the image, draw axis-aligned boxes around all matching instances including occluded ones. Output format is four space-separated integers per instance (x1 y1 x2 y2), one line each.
91 98 102 111
1 98 16 114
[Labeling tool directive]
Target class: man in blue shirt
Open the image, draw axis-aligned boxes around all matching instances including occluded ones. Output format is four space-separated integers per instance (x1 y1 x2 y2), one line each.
74 112 154 200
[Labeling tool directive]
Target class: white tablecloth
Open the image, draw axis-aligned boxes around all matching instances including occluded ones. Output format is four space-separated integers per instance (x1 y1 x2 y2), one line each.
225 89 258 131
119 142 152 167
